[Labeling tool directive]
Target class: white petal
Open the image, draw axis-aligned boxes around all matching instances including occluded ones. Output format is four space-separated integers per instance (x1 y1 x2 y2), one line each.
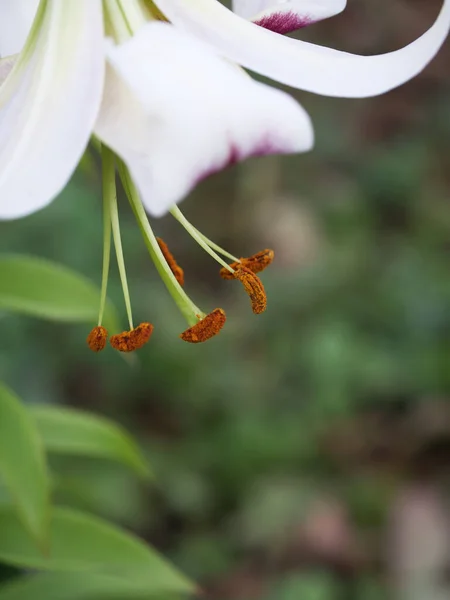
0 55 16 85
0 0 39 56
0 0 104 220
95 22 313 217
233 0 346 33
154 0 450 98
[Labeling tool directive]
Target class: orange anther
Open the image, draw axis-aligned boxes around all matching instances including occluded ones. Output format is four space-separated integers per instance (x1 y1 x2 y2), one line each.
110 322 154 352
234 266 267 314
156 237 185 286
180 308 226 343
220 249 274 280
87 326 108 352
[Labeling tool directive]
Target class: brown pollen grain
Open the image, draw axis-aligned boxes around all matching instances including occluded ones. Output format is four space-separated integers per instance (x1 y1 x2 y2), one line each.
180 308 226 343
156 237 185 286
234 266 267 314
220 249 274 280
110 322 154 352
87 326 108 352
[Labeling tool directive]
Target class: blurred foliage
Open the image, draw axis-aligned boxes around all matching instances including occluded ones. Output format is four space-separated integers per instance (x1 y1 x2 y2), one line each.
1 1 450 598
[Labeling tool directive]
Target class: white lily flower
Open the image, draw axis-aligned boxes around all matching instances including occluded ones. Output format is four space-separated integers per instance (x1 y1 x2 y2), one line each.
0 0 448 347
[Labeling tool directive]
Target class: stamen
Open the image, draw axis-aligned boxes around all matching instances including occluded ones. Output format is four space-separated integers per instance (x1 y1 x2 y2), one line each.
103 0 132 42
170 205 235 275
88 144 113 350
97 145 113 326
220 249 274 280
234 266 267 314
191 226 240 263
118 161 205 327
156 237 185 286
87 326 108 352
104 147 134 331
180 309 226 343
110 322 154 353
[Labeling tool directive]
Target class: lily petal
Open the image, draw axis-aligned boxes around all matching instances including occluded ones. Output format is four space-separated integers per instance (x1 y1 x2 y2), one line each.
154 0 450 98
95 22 313 217
0 0 39 56
0 55 16 86
0 0 104 220
233 0 346 34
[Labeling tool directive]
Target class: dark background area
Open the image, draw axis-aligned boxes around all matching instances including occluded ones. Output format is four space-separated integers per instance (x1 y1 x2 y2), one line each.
1 1 450 598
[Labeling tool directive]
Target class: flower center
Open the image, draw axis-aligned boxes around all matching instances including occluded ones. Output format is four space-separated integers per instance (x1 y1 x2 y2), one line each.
86 143 273 352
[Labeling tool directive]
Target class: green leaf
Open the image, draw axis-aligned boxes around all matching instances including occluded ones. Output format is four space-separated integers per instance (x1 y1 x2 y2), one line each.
0 506 194 595
0 255 118 331
30 406 151 479
0 572 180 600
0 383 50 547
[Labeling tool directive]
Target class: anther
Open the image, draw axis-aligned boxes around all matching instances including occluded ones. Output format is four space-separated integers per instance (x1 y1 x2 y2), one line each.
180 308 226 343
87 326 108 352
220 249 274 280
234 266 267 314
156 237 185 286
110 322 154 352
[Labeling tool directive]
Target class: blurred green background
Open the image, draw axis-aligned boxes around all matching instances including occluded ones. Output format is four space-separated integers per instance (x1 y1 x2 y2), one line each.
1 1 450 598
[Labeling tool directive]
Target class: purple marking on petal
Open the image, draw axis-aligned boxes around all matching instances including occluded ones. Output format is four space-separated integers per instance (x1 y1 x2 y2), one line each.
254 11 313 34
193 138 289 188
227 143 241 166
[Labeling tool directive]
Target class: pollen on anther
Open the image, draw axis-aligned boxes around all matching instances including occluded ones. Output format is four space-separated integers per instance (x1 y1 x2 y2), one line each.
157 237 185 286
234 266 267 314
110 322 154 352
87 326 108 352
220 249 274 280
180 308 226 343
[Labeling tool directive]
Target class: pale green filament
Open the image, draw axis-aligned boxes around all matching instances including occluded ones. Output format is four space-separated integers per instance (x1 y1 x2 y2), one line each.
102 0 132 42
190 226 240 263
98 147 113 326
170 206 235 274
103 0 149 41
116 0 149 32
117 162 204 327
102 147 134 330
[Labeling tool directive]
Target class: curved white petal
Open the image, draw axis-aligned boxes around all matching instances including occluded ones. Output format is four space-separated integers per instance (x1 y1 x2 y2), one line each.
0 0 104 220
233 0 346 33
0 0 39 57
95 22 313 217
154 0 450 98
